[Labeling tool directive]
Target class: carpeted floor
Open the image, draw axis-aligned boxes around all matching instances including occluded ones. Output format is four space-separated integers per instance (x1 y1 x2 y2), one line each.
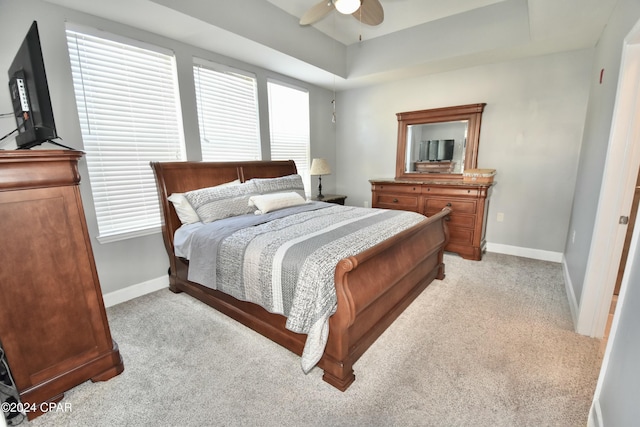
27 253 602 427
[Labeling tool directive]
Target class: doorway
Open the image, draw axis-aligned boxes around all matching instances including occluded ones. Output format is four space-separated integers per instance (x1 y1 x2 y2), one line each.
602 173 640 351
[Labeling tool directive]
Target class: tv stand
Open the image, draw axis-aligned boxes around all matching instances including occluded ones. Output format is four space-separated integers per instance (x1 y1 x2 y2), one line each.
0 150 124 420
16 138 74 151
45 139 74 150
47 139 73 150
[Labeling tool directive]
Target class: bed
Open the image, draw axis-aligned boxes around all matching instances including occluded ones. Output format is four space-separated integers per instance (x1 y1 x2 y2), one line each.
151 160 450 391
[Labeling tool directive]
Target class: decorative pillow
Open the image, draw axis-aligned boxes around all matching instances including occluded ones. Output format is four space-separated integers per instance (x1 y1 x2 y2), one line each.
184 180 258 223
248 192 308 214
249 174 306 199
168 179 241 225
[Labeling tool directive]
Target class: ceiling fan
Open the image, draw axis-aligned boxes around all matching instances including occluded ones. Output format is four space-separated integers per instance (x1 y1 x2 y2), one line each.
300 0 384 26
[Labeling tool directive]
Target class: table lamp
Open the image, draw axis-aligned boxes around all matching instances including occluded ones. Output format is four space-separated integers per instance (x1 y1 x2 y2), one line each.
309 158 331 199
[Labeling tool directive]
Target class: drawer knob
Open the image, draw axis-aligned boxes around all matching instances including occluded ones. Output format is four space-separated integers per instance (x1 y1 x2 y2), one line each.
446 202 452 207
393 198 399 203
445 216 451 222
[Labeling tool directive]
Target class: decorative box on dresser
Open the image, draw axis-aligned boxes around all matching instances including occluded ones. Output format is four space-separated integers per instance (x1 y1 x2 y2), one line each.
370 179 492 260
0 150 123 420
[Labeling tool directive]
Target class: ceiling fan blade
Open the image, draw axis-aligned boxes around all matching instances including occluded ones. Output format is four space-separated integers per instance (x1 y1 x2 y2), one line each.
300 1 335 25
353 0 384 26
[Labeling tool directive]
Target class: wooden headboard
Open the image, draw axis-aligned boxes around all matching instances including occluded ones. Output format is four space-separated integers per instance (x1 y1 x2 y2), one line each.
150 160 298 261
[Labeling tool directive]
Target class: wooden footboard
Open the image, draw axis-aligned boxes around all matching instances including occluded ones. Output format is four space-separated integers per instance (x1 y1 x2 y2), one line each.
322 208 449 389
150 160 449 390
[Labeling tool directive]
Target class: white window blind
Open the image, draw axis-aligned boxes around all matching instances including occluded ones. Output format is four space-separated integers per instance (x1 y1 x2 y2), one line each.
193 63 261 161
267 80 310 194
66 27 185 242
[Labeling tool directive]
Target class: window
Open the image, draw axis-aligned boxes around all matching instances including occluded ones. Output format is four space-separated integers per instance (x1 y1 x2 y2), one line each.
66 27 186 242
193 62 261 161
267 80 310 194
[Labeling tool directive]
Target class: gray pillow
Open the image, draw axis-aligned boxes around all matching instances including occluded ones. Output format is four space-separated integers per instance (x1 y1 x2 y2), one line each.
250 174 306 199
184 180 258 223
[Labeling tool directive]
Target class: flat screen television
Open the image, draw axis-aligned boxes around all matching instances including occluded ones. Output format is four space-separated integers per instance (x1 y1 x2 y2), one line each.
7 21 58 149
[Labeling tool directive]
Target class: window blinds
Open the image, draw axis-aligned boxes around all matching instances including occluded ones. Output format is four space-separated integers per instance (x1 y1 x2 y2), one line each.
66 28 185 242
193 63 261 161
267 80 311 194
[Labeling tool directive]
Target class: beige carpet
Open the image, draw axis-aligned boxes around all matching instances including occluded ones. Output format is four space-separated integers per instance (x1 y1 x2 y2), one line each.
29 253 602 427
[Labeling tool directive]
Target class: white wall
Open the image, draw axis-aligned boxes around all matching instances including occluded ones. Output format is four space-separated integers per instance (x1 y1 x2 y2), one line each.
335 50 592 256
0 0 336 296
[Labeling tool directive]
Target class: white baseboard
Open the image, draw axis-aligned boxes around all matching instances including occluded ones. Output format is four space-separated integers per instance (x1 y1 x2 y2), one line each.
562 255 579 327
102 276 169 308
588 399 603 427
485 243 564 263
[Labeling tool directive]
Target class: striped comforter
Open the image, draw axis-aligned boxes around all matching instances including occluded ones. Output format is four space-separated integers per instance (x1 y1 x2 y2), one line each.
185 202 426 372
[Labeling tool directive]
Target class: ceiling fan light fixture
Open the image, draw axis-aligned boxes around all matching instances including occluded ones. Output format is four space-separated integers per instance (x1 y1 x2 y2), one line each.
334 0 361 15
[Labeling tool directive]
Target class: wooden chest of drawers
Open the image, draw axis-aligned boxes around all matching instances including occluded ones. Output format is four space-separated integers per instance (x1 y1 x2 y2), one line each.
371 180 492 260
0 150 124 419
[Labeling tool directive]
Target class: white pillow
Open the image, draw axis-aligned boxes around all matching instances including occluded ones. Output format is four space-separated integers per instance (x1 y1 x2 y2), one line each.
168 193 201 224
168 179 240 224
249 192 308 214
220 179 242 187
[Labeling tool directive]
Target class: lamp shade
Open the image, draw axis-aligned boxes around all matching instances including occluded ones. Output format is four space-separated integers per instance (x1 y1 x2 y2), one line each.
334 0 361 15
310 158 331 176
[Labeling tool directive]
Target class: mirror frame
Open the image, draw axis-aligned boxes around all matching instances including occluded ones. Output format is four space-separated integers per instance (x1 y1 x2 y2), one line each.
395 103 486 181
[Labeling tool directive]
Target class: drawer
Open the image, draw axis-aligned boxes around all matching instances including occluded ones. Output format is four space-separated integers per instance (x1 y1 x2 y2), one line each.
429 212 475 229
426 198 476 214
424 186 481 198
373 184 421 194
374 193 419 211
448 227 474 245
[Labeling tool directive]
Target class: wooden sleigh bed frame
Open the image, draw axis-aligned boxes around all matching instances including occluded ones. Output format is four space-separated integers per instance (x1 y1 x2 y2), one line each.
151 160 450 391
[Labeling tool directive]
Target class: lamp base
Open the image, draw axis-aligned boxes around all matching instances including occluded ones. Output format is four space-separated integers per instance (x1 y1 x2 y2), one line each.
316 175 324 200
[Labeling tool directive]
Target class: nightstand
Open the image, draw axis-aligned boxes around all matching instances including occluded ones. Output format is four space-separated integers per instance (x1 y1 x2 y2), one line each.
312 194 347 205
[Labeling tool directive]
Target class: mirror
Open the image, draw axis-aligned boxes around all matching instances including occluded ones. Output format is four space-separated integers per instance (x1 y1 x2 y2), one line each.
395 103 485 180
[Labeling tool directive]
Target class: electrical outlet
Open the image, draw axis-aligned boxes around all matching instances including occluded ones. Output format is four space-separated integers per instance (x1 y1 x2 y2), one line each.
364 201 370 208
497 212 504 222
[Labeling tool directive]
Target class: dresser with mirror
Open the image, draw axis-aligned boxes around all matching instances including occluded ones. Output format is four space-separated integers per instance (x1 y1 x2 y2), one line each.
370 103 493 261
